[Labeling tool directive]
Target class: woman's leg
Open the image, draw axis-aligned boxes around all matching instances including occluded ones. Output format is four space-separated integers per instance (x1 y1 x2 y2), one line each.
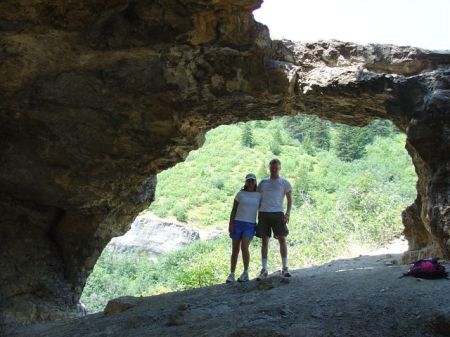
240 236 251 271
230 239 241 273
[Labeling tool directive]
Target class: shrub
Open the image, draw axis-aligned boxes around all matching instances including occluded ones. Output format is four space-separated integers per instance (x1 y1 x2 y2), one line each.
174 205 188 222
211 176 225 190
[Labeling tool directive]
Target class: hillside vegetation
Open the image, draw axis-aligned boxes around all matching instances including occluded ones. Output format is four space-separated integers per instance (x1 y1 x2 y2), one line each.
82 116 417 312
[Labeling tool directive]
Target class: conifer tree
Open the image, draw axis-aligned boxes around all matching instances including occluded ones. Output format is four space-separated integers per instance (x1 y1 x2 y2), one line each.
335 126 367 161
270 128 283 155
241 123 255 148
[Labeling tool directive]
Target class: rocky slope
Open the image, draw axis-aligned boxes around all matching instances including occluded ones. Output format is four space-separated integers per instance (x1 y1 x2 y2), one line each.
0 0 449 324
9 248 450 337
107 214 200 259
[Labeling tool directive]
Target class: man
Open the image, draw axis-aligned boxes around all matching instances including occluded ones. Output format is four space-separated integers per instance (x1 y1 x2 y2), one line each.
256 158 292 279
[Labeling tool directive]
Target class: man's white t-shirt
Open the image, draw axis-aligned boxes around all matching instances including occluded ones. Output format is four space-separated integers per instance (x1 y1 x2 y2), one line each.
258 177 292 212
234 191 262 223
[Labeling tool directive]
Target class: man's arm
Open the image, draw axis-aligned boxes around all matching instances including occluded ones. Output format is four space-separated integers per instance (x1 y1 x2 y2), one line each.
284 191 292 224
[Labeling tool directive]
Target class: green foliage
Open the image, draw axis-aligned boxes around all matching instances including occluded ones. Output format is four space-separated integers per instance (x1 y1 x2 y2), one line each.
367 119 399 138
333 119 398 162
82 115 417 313
174 204 188 222
269 128 283 155
147 115 413 230
284 115 331 155
270 141 281 155
257 161 267 179
273 128 284 145
335 126 368 161
254 120 266 128
241 123 255 148
292 161 315 206
211 176 225 190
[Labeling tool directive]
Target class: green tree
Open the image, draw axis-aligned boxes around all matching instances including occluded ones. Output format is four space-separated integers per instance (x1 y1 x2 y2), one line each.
367 119 397 139
335 126 368 161
283 115 307 141
268 128 283 155
254 120 265 128
241 123 255 148
273 128 283 145
292 162 315 206
283 115 331 153
311 122 331 151
270 141 281 155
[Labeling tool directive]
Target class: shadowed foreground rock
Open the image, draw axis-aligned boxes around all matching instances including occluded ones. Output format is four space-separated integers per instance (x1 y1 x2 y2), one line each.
9 253 450 337
0 0 449 324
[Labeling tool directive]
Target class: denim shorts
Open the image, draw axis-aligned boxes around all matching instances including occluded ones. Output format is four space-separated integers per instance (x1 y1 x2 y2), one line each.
231 220 256 240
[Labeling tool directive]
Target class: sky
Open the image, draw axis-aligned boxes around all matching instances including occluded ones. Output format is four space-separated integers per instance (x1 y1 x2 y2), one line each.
253 0 450 51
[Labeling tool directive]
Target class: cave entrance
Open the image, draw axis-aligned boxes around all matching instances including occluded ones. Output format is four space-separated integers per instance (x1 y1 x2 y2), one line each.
2 0 448 329
81 115 417 313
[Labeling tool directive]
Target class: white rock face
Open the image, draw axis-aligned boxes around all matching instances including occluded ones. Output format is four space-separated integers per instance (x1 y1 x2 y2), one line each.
107 214 200 260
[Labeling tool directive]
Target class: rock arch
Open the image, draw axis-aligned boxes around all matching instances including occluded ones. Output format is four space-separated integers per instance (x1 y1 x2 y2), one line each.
0 0 448 324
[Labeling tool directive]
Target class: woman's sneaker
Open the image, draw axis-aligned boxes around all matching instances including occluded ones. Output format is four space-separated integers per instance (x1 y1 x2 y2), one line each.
238 271 249 282
281 268 291 277
256 269 268 281
226 273 235 283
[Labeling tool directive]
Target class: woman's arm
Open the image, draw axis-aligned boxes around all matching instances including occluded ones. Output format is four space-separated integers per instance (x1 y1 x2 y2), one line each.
229 200 239 234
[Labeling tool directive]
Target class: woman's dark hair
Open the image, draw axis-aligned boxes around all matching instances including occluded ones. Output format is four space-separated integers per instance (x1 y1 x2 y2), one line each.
242 180 257 192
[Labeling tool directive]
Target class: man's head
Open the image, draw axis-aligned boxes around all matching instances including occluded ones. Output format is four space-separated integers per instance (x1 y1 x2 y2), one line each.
269 158 281 178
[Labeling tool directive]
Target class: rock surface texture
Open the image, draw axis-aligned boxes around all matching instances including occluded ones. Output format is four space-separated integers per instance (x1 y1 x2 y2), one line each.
107 214 200 259
0 0 449 325
9 252 450 337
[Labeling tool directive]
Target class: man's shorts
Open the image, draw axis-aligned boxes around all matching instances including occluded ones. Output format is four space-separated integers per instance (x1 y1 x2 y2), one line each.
256 212 289 238
231 220 256 240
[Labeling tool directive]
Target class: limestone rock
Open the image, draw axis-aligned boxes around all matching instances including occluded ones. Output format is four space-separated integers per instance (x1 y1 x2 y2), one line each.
107 214 200 259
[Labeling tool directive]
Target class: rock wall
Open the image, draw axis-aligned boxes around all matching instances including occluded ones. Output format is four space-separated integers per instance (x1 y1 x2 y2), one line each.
0 0 449 325
107 214 200 259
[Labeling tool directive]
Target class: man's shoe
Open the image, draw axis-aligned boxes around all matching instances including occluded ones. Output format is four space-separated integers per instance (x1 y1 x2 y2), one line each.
238 271 249 282
256 269 268 281
281 268 291 277
226 273 235 283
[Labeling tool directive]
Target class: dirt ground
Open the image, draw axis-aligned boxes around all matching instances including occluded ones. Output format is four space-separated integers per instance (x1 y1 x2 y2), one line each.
8 239 450 337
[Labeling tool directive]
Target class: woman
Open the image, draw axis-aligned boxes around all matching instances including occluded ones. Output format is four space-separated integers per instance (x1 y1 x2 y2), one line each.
226 173 261 283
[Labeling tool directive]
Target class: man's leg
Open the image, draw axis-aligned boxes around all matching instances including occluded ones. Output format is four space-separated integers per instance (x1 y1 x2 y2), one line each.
278 235 291 276
256 236 270 281
277 236 288 269
256 213 270 280
273 212 290 275
261 236 269 270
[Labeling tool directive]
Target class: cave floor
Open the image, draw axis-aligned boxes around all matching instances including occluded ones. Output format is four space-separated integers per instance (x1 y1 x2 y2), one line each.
9 251 450 337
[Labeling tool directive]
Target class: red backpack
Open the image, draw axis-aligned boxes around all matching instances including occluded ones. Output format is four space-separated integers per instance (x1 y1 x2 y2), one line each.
401 258 448 279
